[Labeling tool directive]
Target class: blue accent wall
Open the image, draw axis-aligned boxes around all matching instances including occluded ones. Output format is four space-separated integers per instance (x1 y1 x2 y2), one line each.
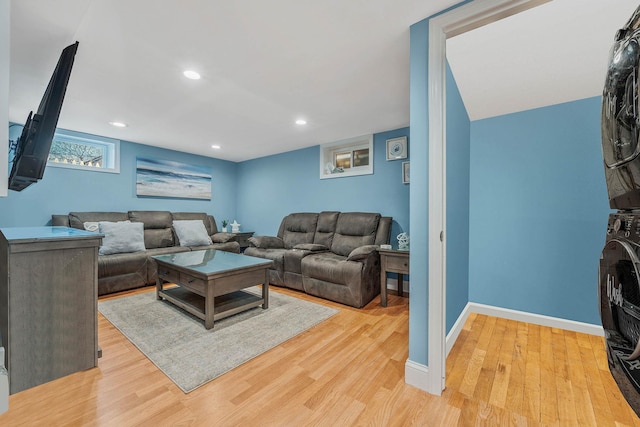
2 125 238 227
446 64 470 333
236 128 410 238
468 96 609 325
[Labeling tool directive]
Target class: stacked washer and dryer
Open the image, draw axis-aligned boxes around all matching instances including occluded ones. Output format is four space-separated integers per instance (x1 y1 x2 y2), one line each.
600 5 640 416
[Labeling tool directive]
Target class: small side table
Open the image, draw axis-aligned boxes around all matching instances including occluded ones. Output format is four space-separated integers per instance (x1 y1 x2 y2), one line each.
378 246 409 307
234 231 254 252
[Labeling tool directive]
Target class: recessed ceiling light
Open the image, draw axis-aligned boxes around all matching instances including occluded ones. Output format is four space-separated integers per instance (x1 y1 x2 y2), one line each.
109 121 127 128
211 144 221 149
183 70 201 80
295 119 307 125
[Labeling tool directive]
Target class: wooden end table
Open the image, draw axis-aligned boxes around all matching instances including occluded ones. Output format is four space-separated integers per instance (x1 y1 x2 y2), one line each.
378 246 409 307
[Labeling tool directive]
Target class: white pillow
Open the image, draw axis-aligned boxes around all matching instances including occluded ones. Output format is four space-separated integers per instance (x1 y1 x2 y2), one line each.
98 221 146 255
173 220 213 246
83 221 99 232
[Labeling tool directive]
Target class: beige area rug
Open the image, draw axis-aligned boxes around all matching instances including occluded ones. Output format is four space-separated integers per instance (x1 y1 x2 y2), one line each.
98 287 338 392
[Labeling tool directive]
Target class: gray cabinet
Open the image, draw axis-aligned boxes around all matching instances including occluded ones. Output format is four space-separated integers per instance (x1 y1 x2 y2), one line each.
0 227 102 394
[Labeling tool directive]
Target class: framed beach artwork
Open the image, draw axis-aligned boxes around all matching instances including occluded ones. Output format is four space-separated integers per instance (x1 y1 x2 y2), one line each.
136 157 212 200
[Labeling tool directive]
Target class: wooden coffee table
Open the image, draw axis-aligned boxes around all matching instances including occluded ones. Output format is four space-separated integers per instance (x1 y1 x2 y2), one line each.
153 249 272 329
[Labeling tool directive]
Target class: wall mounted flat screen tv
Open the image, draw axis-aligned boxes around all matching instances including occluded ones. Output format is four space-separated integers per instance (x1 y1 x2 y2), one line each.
8 41 79 191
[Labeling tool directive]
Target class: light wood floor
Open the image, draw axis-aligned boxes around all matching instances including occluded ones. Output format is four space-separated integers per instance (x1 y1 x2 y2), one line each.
0 286 638 426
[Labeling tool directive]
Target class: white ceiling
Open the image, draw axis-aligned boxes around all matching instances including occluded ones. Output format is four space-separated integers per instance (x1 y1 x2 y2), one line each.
8 1 640 162
447 0 640 121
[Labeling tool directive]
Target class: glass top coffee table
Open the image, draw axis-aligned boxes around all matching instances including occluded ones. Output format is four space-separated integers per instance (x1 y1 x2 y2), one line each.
152 249 272 329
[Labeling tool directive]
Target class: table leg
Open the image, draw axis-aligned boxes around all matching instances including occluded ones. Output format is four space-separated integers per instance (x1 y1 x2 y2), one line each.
262 270 269 309
205 282 215 329
397 274 403 297
380 267 388 308
156 276 163 300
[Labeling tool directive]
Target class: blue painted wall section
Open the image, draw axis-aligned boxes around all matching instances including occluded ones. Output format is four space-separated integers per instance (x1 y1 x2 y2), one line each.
468 96 609 325
408 17 430 365
2 125 238 227
446 63 470 334
236 128 410 238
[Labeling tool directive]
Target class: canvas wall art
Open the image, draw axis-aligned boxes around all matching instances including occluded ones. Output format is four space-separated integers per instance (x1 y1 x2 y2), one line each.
136 157 211 200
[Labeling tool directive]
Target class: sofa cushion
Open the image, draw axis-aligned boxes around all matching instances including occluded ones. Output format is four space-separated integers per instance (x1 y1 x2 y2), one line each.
294 243 328 252
330 213 380 256
281 213 318 249
301 252 363 286
98 221 146 255
99 250 149 278
173 220 213 246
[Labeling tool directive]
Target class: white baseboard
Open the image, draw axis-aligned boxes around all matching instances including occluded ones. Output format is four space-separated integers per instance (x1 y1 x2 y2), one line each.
405 359 430 392
444 302 604 356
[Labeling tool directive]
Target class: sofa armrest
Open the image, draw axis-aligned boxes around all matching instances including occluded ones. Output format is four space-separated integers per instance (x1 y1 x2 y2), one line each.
346 245 379 262
248 236 285 249
51 214 70 227
212 232 236 243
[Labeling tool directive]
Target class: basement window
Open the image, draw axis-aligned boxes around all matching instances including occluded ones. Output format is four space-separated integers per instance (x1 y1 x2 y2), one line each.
320 134 373 179
47 129 120 173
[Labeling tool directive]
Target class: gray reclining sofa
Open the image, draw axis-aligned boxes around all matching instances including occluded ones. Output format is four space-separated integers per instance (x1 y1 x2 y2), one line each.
52 211 240 296
244 211 391 308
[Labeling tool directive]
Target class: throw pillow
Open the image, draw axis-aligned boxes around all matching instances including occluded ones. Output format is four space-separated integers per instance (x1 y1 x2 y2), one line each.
346 245 379 261
98 221 146 255
173 220 213 246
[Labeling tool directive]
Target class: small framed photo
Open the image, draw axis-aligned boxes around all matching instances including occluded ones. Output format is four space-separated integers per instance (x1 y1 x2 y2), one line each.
402 161 410 184
386 136 408 160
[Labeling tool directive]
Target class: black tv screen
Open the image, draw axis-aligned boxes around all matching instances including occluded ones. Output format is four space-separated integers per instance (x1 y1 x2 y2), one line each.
8 41 79 191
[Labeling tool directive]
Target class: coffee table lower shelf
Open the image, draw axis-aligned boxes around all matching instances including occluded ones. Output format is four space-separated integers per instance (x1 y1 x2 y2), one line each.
158 286 264 326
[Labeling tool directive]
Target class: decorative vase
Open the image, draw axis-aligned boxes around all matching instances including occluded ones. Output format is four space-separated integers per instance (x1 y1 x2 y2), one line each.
222 227 227 232
397 232 409 249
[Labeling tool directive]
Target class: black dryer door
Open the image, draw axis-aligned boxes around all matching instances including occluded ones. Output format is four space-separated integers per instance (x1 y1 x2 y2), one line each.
599 238 640 416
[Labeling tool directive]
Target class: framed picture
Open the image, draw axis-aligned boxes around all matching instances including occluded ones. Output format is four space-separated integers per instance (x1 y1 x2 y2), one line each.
402 161 410 184
386 136 408 160
136 157 212 200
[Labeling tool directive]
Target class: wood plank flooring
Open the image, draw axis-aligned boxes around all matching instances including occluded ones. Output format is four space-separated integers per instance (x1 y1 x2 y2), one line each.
0 286 638 426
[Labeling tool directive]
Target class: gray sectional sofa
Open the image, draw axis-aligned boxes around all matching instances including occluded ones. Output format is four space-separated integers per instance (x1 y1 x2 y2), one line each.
52 211 240 295
244 211 391 308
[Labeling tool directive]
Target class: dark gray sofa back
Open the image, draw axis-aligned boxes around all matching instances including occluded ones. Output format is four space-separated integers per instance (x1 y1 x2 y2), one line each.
53 211 220 250
313 211 339 247
278 213 318 249
67 212 129 228
330 212 381 256
128 211 174 249
172 212 218 235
